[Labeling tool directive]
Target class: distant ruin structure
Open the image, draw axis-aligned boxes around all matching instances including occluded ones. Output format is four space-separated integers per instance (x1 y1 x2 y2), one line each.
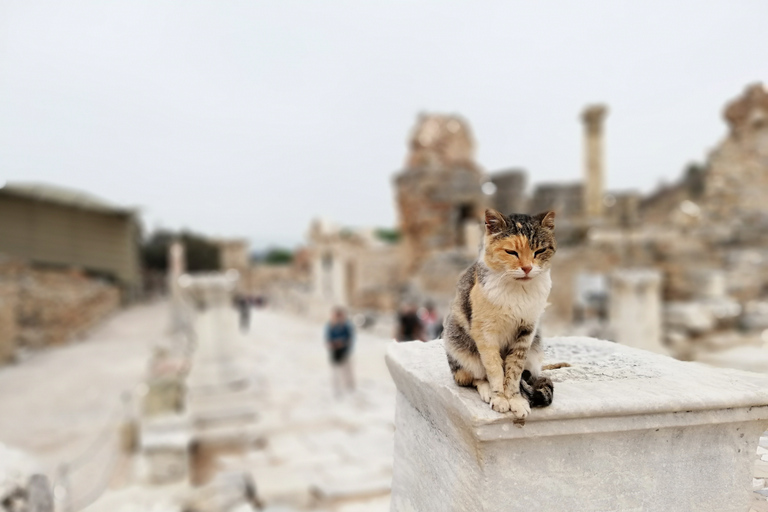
529 182 583 218
0 182 142 297
582 105 608 219
297 82 768 365
608 269 664 354
306 219 400 311
490 170 528 215
702 83 768 223
404 114 478 171
394 114 488 274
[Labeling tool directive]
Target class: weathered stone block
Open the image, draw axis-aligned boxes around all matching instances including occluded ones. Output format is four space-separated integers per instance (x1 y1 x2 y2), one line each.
608 269 663 353
0 293 17 364
386 338 768 512
139 415 191 485
143 378 185 417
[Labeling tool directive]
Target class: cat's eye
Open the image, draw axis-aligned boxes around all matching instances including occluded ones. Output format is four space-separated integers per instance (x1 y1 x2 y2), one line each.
505 250 518 257
534 248 548 256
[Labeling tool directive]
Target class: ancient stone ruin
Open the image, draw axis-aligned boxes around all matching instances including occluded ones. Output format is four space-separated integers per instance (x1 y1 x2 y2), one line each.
394 113 488 275
0 256 120 364
582 104 608 219
295 83 768 359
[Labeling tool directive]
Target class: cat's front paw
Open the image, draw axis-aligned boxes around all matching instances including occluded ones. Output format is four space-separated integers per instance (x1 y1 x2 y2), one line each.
507 393 530 420
474 380 492 403
490 394 510 413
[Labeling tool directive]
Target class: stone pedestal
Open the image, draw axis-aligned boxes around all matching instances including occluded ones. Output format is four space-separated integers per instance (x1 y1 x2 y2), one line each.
183 272 250 391
179 272 260 485
143 377 185 417
609 269 664 353
386 338 768 512
139 415 192 485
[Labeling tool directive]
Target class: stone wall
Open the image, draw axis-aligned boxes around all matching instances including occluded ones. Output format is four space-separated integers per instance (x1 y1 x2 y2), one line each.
0 255 120 355
410 250 475 311
0 281 17 364
529 182 583 218
545 244 621 328
703 83 768 223
0 258 24 362
395 114 488 274
248 264 296 294
490 170 528 215
305 222 403 312
640 164 705 225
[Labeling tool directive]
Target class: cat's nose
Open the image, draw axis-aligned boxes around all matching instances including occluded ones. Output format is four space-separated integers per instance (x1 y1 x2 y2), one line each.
521 265 532 274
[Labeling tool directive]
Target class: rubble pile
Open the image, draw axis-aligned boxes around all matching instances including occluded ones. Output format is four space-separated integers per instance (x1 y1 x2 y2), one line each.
0 255 120 360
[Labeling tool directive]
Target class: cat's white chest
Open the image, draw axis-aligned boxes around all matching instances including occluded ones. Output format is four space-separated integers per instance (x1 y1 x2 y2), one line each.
482 271 551 324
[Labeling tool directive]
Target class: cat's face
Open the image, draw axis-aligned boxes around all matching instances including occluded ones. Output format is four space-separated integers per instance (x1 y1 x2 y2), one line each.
482 209 557 281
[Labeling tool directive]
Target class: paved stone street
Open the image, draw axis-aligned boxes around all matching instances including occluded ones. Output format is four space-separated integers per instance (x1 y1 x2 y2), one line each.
7 300 765 511
0 300 164 474
0 301 396 511
224 308 396 512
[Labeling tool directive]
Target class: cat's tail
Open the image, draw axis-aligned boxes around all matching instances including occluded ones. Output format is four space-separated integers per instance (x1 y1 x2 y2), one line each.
519 364 570 408
520 370 554 408
542 362 571 370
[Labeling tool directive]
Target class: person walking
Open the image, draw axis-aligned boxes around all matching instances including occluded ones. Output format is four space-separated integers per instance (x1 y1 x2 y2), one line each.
325 307 356 398
235 294 251 333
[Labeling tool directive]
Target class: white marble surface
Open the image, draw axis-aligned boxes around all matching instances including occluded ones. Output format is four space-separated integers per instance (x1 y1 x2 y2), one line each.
387 337 768 428
387 337 768 512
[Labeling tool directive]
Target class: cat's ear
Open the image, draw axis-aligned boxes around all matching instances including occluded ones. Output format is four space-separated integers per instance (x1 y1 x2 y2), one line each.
536 211 556 230
485 209 508 235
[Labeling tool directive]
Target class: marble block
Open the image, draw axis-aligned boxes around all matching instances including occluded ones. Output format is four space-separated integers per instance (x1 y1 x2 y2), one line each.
386 337 768 512
140 415 192 485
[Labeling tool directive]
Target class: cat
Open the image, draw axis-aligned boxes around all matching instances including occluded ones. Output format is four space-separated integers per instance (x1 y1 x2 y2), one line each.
443 208 561 420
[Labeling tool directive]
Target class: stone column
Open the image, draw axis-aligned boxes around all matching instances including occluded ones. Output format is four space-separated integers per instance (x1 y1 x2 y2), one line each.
386 338 768 512
168 241 187 334
582 105 608 218
608 269 664 354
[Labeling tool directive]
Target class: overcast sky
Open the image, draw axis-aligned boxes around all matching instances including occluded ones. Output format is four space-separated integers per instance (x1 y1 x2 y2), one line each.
1 2 766 250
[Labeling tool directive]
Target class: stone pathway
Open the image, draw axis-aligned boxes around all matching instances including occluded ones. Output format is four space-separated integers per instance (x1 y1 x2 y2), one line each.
0 300 164 474
219 308 396 512
3 301 766 511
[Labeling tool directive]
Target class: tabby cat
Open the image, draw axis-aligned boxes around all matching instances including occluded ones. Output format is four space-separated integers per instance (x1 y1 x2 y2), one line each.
443 208 560 420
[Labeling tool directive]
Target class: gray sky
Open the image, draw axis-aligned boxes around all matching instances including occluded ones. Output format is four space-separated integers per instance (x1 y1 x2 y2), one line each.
1 2 767 250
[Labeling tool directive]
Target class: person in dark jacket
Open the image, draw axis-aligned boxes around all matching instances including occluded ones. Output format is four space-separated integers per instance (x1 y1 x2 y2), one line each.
235 294 251 333
395 303 425 342
325 307 355 398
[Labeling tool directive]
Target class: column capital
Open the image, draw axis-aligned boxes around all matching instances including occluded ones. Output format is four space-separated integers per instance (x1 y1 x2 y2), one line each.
581 104 608 134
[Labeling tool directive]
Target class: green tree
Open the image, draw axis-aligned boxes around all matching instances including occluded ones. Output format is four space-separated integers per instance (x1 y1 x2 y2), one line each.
263 247 294 265
375 228 401 244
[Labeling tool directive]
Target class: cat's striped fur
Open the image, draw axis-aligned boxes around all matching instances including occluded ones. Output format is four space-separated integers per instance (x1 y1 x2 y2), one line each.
444 209 559 420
